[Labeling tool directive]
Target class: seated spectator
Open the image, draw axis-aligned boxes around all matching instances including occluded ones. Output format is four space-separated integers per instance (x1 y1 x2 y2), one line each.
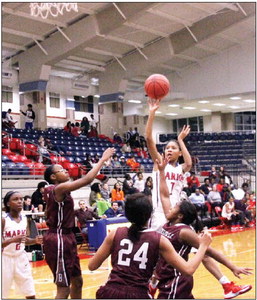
101 157 113 175
100 183 111 202
88 125 98 138
206 185 222 216
216 178 225 193
187 172 201 193
219 166 233 186
126 155 140 172
111 155 122 175
2 109 17 129
89 183 104 209
122 173 138 195
133 172 145 193
143 176 153 196
71 122 81 137
232 183 248 200
119 156 129 174
103 202 124 218
136 147 148 159
38 136 50 164
199 178 212 199
221 196 242 229
111 183 125 208
83 154 94 172
113 132 123 144
234 197 252 227
63 121 72 133
220 183 233 203
32 181 47 211
23 195 33 211
189 188 207 217
246 193 256 226
75 200 100 234
121 142 131 153
209 166 218 183
80 117 90 137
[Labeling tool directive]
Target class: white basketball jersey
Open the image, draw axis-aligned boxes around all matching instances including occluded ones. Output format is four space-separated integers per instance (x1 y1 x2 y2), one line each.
152 163 184 213
3 214 27 256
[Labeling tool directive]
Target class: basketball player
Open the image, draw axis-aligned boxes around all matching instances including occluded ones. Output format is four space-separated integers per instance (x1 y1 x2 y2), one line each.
43 147 115 299
155 156 252 299
88 193 212 299
2 191 43 299
146 98 252 298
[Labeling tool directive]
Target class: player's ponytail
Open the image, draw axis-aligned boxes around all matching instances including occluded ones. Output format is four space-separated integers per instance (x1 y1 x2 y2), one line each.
125 193 153 243
179 200 203 233
44 165 55 184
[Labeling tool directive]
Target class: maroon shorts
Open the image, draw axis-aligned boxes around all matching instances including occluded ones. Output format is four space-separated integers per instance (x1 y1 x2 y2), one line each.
43 231 81 287
158 274 194 299
96 283 151 299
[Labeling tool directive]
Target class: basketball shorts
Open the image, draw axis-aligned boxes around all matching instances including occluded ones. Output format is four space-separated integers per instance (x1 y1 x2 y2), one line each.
149 211 167 232
2 251 35 299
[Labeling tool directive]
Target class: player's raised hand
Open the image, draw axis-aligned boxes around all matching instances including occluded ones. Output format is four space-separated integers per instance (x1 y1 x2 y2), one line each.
199 229 212 247
101 148 116 162
232 266 253 279
178 125 190 141
147 98 161 112
156 154 168 172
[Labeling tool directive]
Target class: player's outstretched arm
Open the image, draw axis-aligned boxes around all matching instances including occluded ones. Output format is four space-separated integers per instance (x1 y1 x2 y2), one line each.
177 125 192 172
88 229 116 271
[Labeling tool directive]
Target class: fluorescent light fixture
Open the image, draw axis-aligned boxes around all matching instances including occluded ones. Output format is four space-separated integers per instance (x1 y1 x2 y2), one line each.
243 99 255 103
229 106 240 109
94 95 100 98
213 103 225 106
200 109 211 112
81 96 85 98
168 104 180 107
183 106 196 110
128 100 142 103
156 111 162 114
166 113 178 116
230 96 241 100
198 100 210 104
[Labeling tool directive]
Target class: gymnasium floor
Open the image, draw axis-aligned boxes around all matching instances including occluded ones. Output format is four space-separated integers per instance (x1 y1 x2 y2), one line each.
8 228 255 299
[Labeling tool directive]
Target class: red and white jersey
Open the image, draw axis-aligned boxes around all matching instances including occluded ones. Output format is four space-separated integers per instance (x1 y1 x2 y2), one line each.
152 163 184 213
2 214 27 256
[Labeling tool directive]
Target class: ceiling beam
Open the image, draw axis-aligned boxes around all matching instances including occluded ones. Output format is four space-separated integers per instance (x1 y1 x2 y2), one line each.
68 56 106 66
2 27 44 41
60 59 105 72
218 33 241 44
96 33 144 48
125 21 168 37
2 6 67 27
160 64 182 72
51 67 82 75
186 3 217 15
2 42 26 51
175 54 199 63
216 3 239 12
195 43 219 54
147 8 192 26
84 47 122 58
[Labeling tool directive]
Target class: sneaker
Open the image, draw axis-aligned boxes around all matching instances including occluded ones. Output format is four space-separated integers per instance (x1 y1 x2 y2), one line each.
223 282 252 299
148 284 157 298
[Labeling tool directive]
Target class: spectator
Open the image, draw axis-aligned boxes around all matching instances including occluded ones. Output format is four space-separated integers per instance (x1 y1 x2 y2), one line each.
133 172 145 193
136 147 148 159
187 172 201 193
121 142 132 153
189 188 207 217
231 184 245 200
20 104 35 129
216 178 225 193
209 166 219 183
63 121 72 133
83 154 94 173
111 155 122 175
89 183 102 209
88 125 98 138
113 132 123 144
119 156 129 174
31 181 48 211
75 200 100 234
221 196 242 229
71 122 81 137
126 155 140 172
3 109 17 129
206 185 222 216
246 193 256 225
220 184 233 204
124 127 133 145
219 166 233 185
100 183 111 202
38 136 50 164
122 173 137 195
89 114 98 137
23 195 33 211
80 117 90 136
111 183 125 209
92 154 100 164
101 157 113 175
103 202 123 218
143 176 153 196
234 197 252 227
199 178 212 199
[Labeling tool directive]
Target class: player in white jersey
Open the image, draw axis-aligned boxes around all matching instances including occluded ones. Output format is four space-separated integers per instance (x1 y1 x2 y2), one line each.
146 98 252 299
2 191 43 299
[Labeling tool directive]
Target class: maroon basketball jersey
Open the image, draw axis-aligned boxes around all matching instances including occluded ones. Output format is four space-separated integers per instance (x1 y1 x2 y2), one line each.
156 223 192 281
44 185 75 229
107 227 161 290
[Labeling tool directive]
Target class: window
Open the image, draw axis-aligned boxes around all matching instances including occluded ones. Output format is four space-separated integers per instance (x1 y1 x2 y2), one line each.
112 103 118 113
133 115 139 125
2 86 13 103
49 92 60 108
98 104 104 115
173 116 203 133
74 95 94 113
143 116 148 125
123 116 127 126
235 111 256 131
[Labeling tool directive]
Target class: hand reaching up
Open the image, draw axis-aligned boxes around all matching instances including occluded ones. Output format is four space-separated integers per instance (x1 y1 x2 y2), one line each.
147 98 161 113
101 148 116 162
178 125 190 141
156 154 168 172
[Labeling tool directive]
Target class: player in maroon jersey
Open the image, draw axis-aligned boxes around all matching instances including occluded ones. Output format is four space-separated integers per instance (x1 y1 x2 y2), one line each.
88 193 212 299
43 147 115 299
155 156 252 299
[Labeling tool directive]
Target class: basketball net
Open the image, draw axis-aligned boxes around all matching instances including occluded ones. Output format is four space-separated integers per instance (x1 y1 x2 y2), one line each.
30 3 78 19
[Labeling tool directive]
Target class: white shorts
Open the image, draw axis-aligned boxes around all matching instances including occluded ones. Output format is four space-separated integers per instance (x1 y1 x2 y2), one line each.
149 211 167 232
2 251 35 298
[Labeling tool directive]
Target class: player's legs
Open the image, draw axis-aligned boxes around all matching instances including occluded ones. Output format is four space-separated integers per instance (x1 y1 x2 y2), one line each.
2 255 14 299
70 275 83 299
56 286 70 299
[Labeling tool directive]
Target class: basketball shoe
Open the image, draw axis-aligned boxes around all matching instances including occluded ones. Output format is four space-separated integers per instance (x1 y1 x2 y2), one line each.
223 281 252 299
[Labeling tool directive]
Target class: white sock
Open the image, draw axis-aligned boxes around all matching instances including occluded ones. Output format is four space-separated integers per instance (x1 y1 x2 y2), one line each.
219 276 230 285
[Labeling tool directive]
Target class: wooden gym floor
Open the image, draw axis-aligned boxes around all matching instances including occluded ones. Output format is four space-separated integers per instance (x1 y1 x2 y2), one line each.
7 228 256 299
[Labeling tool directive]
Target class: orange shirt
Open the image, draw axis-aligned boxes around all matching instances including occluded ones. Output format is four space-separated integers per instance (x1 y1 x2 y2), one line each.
111 189 125 202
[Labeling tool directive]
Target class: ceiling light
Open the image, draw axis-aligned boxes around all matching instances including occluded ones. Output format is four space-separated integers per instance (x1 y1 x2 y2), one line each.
156 111 162 114
229 106 240 109
128 100 142 103
168 104 180 107
243 99 255 103
200 109 211 112
198 100 210 104
94 95 100 98
230 96 241 100
213 103 225 106
165 113 178 116
183 106 196 110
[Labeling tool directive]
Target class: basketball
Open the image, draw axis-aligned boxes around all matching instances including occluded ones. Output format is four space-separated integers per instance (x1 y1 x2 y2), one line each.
144 74 170 100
